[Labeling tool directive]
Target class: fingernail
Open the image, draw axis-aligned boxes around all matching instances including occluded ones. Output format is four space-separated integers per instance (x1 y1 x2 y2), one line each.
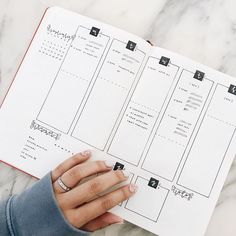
81 150 91 157
122 170 130 178
129 184 138 193
114 221 125 225
105 160 115 168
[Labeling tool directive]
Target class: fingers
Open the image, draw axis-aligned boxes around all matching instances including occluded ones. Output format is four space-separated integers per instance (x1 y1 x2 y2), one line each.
51 150 91 182
54 160 115 194
72 184 137 228
81 213 123 232
64 169 130 207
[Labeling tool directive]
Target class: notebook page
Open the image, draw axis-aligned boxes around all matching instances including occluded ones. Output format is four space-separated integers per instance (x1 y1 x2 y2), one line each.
0 6 150 175
0 6 236 236
109 45 236 236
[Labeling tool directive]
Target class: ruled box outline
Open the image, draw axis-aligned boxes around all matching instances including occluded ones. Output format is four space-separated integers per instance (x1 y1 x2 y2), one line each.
71 38 146 151
124 175 169 222
36 25 110 135
141 69 214 182
107 56 180 166
176 83 236 198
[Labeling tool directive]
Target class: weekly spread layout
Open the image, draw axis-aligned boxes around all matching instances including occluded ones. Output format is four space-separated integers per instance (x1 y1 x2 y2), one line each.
0 7 236 236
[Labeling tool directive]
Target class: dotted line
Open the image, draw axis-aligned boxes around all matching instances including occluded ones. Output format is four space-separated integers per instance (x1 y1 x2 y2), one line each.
207 114 236 127
43 40 68 48
45 46 65 53
39 47 64 57
54 144 74 155
99 77 128 90
61 69 89 83
157 134 185 147
38 50 63 61
130 101 158 113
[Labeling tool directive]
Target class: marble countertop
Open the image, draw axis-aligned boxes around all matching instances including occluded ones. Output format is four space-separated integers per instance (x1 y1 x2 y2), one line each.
1 0 236 235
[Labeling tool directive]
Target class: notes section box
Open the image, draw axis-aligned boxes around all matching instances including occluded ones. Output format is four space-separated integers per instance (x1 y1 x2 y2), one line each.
125 176 169 222
142 69 213 181
72 39 145 150
37 26 110 133
108 56 179 166
177 84 236 197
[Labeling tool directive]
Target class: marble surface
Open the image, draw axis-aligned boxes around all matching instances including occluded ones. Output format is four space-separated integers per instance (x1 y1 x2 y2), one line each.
1 0 236 235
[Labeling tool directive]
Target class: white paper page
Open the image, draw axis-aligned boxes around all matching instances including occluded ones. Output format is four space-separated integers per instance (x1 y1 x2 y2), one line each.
0 6 150 175
0 6 236 236
109 46 236 236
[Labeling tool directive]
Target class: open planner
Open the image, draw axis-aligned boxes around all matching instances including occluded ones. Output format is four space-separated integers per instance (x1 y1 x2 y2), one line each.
1 6 236 236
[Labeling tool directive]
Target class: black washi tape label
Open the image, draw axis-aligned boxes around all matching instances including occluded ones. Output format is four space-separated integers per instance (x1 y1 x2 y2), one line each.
193 70 204 81
228 84 236 95
148 177 159 189
113 162 125 170
90 27 100 37
126 41 136 51
159 56 170 66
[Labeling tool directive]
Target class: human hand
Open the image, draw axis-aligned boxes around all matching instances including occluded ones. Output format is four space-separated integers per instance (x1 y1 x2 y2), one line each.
51 150 137 232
